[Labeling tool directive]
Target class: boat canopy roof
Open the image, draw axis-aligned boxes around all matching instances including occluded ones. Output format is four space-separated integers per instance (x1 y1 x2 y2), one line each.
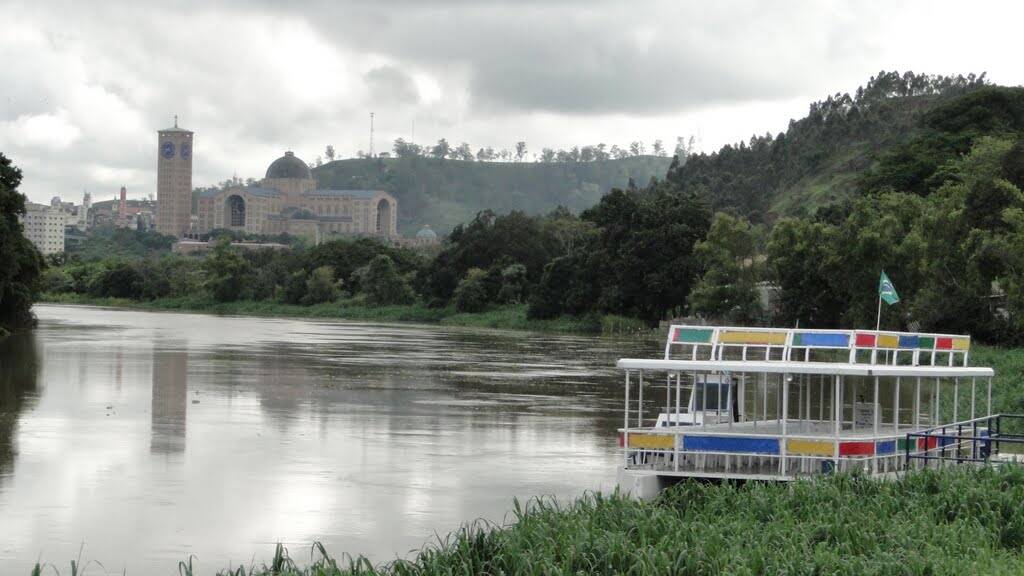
616 359 994 378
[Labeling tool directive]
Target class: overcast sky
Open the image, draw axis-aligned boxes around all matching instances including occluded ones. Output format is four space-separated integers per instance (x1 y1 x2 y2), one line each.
2 0 1020 205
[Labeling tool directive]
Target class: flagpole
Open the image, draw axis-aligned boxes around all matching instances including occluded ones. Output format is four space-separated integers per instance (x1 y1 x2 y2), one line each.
875 292 882 332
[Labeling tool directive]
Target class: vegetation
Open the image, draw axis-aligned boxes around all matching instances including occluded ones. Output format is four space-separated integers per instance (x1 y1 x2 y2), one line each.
0 153 43 337
313 155 671 234
33 467 1024 575
669 71 990 220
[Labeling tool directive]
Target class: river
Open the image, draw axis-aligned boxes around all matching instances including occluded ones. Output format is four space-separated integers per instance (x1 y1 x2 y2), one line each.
0 304 658 574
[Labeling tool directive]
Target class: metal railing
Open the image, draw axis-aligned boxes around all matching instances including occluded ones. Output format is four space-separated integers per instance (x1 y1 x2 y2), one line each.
905 414 1024 467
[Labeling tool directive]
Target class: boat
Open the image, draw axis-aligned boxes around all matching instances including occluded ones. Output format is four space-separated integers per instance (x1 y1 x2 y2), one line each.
616 325 1014 498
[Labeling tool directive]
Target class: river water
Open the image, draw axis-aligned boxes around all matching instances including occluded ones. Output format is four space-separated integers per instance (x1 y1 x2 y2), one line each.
0 305 657 574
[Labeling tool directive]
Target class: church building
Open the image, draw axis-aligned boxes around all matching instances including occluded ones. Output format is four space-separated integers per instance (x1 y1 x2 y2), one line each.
195 151 398 243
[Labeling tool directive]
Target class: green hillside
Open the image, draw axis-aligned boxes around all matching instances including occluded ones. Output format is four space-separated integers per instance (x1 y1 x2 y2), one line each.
312 155 671 234
666 71 995 220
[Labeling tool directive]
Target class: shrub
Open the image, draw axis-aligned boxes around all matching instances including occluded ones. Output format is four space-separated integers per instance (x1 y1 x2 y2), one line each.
302 266 340 305
453 268 489 313
361 255 415 306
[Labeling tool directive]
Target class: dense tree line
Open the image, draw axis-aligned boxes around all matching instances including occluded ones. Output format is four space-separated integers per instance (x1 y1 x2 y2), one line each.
668 71 990 221
0 153 43 336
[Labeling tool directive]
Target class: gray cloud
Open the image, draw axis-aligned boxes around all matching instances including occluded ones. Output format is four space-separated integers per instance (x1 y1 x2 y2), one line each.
0 0 1019 204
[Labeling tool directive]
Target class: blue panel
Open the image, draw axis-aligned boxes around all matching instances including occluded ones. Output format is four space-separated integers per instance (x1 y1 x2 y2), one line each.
683 436 779 455
898 335 919 349
939 435 956 447
796 333 849 347
876 440 896 455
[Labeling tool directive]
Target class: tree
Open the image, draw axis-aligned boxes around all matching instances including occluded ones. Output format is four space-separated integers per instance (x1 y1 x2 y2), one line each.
515 142 527 162
361 254 415 305
203 239 252 302
689 213 763 323
455 142 474 161
539 148 556 163
393 138 423 158
325 145 336 162
0 153 43 335
652 140 666 157
453 268 489 312
431 138 451 159
496 263 528 303
303 265 340 304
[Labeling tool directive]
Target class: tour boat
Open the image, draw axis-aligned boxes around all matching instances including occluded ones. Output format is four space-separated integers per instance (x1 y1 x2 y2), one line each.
616 325 1014 498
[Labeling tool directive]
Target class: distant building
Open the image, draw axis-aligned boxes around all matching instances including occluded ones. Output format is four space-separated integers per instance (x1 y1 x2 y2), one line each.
196 151 398 245
20 202 67 255
172 239 291 255
78 191 92 230
414 224 439 245
156 117 194 237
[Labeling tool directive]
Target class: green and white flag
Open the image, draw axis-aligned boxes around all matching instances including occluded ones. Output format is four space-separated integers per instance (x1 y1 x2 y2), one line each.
879 271 899 305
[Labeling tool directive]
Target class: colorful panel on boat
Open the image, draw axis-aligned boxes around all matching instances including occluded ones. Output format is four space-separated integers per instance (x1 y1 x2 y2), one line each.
898 335 919 349
793 333 850 348
917 336 935 349
673 327 714 344
683 436 780 455
876 334 899 349
627 434 675 450
952 337 970 351
717 330 787 346
897 438 916 452
855 333 876 347
626 433 675 450
875 440 896 455
838 441 875 456
787 439 834 456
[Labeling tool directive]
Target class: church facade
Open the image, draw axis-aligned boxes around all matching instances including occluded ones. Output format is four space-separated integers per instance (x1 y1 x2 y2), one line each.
196 151 397 242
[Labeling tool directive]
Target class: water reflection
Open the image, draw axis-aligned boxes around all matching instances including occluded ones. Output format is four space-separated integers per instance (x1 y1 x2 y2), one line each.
151 342 187 455
0 305 658 574
0 334 40 480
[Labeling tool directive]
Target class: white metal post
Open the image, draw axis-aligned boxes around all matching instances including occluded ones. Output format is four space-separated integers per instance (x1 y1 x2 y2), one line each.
638 370 643 428
624 370 630 466
781 373 789 476
894 377 901 433
971 377 976 420
953 378 959 424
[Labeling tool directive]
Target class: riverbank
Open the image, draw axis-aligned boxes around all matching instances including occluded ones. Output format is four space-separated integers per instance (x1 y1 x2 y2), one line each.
34 468 1024 575
37 293 651 335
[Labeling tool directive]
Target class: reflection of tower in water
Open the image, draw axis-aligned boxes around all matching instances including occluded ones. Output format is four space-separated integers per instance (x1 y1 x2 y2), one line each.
150 346 188 454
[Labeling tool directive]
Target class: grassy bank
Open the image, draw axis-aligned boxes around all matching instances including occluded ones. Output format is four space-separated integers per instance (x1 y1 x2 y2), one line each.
37 293 651 336
35 468 1024 575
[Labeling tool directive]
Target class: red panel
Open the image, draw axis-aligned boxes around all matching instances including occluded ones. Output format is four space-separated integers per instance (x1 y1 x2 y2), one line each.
855 333 876 347
617 433 624 448
839 441 875 456
936 337 953 350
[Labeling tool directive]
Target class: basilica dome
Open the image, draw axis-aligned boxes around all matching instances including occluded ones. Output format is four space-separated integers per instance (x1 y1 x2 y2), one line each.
266 151 312 179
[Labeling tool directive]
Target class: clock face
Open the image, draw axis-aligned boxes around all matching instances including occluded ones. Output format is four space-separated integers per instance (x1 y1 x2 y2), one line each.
160 141 175 159
180 141 192 160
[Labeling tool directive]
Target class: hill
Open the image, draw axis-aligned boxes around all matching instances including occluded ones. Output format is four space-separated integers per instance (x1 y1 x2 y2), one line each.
312 155 671 234
666 71 997 220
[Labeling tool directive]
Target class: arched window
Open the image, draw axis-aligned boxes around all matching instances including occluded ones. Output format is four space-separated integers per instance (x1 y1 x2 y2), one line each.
226 195 246 227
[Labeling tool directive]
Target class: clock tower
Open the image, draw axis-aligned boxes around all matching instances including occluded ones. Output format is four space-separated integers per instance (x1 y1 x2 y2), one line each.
156 116 193 237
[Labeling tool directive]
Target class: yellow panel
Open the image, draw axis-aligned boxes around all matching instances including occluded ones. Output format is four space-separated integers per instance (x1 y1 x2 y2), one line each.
787 439 834 457
717 331 787 345
952 338 970 351
627 434 675 450
876 334 899 349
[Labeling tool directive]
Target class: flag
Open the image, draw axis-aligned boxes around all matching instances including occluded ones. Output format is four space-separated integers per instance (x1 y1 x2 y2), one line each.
879 271 899 305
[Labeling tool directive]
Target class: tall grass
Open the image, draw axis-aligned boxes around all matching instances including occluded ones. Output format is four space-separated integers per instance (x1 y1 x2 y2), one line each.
31 468 1013 575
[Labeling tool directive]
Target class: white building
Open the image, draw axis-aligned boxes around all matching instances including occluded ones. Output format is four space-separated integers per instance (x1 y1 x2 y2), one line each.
21 202 67 255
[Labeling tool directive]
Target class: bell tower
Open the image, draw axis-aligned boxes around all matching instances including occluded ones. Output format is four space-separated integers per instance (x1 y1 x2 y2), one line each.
156 116 193 237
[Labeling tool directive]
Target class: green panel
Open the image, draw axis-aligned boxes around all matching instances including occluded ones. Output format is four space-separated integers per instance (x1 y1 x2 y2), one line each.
674 328 713 344
918 336 935 349
792 333 804 346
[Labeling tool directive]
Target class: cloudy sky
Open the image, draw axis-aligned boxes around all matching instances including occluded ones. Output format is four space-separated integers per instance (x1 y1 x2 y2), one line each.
2 0 1020 204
